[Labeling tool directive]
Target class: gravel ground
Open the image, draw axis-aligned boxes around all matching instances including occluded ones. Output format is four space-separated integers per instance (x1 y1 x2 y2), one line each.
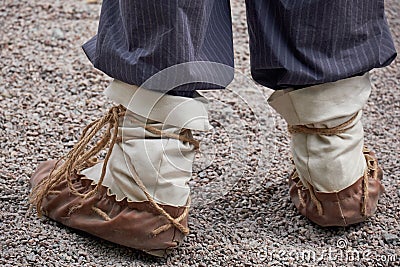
1 0 399 266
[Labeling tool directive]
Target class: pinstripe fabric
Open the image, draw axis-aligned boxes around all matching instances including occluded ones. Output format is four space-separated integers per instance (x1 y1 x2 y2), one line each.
82 0 233 97
245 0 397 89
83 0 396 95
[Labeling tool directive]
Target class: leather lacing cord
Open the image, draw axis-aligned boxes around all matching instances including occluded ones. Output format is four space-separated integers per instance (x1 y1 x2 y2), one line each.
289 112 377 217
30 105 196 236
361 147 379 216
288 113 358 136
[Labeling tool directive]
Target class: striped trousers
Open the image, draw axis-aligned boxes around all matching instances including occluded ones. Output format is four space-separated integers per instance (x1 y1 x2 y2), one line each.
83 0 396 96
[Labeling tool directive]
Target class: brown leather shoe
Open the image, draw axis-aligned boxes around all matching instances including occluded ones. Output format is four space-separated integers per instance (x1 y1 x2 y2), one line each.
288 148 385 227
30 160 188 257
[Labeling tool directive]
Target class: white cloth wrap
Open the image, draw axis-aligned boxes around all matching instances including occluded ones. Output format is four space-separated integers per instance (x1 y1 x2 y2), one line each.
81 80 211 206
105 79 212 131
268 73 371 192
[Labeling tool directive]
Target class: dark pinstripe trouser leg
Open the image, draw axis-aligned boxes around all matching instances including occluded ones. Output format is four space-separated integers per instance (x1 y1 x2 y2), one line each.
83 0 396 95
83 0 234 97
245 0 396 90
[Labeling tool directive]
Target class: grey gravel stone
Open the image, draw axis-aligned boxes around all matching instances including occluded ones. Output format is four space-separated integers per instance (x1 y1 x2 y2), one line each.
383 232 399 244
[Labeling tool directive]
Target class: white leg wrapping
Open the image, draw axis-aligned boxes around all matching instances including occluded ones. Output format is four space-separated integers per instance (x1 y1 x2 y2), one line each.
81 80 211 206
269 73 371 192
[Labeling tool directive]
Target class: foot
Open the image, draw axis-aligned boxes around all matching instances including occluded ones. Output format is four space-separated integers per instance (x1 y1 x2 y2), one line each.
288 148 384 227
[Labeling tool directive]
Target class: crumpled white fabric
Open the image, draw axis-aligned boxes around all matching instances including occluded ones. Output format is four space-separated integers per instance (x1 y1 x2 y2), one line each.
105 79 212 131
268 73 371 192
81 80 211 206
